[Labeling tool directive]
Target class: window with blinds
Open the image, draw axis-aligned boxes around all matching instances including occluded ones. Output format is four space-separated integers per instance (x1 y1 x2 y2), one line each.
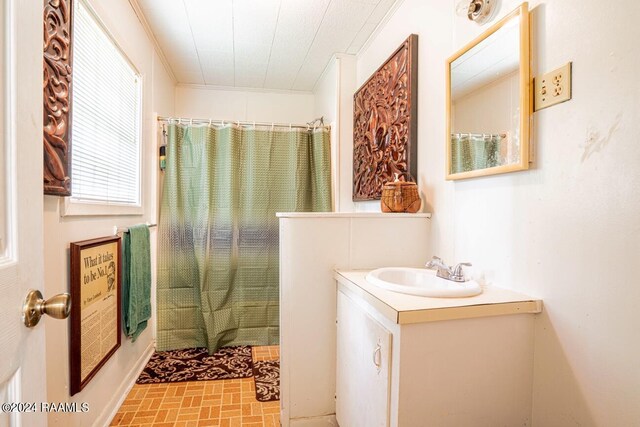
71 0 142 206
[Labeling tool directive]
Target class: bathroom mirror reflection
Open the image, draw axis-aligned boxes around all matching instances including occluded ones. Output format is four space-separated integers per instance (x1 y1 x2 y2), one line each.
446 3 531 180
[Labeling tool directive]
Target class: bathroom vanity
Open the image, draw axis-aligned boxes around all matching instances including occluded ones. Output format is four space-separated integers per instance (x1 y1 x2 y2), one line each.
278 213 432 427
335 270 542 427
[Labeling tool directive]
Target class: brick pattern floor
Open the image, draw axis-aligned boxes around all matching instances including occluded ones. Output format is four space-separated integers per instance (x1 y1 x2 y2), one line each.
110 346 280 427
252 346 280 362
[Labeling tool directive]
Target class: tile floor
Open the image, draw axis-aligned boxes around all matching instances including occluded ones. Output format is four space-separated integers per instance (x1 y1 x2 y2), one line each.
110 345 280 427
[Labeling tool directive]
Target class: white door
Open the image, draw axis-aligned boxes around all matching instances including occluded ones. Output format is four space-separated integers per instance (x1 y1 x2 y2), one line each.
0 1 53 426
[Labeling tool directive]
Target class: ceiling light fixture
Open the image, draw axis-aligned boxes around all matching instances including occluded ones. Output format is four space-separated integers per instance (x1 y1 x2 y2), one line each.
455 0 499 25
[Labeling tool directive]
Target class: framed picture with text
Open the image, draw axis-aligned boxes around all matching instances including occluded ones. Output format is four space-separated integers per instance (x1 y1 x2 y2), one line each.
69 235 121 395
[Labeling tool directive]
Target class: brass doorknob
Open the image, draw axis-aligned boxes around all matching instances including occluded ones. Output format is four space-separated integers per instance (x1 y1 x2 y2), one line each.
22 290 71 328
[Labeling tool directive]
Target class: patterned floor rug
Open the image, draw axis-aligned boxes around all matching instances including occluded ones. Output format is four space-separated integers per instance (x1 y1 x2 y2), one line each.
136 346 253 384
253 360 280 402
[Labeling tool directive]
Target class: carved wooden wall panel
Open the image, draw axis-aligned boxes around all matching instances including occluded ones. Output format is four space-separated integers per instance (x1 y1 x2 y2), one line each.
43 0 73 196
353 34 418 201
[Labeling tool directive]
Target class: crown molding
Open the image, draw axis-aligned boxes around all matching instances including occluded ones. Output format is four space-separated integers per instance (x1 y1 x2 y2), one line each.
128 0 177 84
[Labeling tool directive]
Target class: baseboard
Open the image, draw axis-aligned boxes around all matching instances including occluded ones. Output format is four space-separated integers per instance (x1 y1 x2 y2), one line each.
290 415 338 427
94 340 156 427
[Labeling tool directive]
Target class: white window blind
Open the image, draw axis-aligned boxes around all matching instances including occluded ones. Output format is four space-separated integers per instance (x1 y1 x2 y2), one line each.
71 0 141 205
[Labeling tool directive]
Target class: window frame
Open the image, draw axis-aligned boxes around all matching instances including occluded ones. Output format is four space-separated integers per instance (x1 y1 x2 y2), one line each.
61 0 144 217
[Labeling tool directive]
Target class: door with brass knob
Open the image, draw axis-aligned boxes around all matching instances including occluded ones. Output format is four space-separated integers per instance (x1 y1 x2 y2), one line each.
0 1 49 425
23 290 72 328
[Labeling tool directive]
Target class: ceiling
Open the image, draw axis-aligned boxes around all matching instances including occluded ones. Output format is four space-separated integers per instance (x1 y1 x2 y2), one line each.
136 0 397 91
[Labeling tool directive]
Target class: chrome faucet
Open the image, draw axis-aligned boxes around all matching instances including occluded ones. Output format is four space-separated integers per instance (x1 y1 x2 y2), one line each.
425 256 472 283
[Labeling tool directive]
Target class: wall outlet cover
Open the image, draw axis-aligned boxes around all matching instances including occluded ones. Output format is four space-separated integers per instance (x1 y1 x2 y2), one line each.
534 62 572 111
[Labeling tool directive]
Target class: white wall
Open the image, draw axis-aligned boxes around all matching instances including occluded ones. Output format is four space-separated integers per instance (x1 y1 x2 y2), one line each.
356 0 640 425
314 55 357 212
42 0 175 425
313 59 340 211
453 71 519 134
314 60 338 125
356 0 456 255
175 85 315 124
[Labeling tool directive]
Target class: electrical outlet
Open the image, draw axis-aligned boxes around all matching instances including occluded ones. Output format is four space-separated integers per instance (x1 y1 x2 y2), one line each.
534 62 572 111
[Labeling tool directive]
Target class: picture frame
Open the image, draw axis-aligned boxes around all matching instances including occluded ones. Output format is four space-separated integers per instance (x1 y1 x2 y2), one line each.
353 34 418 201
43 0 74 196
69 235 121 395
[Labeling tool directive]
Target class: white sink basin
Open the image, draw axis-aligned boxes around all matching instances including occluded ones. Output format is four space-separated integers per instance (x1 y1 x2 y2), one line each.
365 267 482 298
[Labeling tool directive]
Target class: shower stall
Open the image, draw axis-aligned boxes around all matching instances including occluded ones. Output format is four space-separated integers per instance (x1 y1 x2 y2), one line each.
156 117 332 353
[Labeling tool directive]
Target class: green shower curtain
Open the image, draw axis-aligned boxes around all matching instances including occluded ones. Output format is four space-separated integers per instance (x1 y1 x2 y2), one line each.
451 134 502 174
157 124 331 352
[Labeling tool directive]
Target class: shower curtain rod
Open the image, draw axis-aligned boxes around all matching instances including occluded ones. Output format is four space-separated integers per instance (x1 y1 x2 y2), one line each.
157 116 329 130
452 132 507 138
451 132 507 138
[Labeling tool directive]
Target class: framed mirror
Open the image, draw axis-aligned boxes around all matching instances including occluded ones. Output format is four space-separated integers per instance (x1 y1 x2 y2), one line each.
446 2 531 180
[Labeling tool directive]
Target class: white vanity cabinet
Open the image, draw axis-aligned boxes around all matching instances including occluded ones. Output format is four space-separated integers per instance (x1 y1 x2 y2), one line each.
336 290 391 427
335 271 543 427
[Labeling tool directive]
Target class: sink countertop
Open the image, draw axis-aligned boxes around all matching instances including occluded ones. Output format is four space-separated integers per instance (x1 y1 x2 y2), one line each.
335 270 542 325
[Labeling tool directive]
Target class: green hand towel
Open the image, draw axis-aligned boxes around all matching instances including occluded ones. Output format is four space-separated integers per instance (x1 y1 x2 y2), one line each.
122 224 151 342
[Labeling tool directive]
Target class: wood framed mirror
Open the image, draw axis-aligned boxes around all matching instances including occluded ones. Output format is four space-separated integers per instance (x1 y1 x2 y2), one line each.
446 2 531 180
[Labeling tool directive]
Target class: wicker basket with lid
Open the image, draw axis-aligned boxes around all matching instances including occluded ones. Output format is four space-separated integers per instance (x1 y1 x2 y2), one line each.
381 174 421 213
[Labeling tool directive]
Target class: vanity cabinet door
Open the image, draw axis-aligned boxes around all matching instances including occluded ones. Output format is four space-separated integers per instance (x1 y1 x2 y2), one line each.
336 290 392 427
